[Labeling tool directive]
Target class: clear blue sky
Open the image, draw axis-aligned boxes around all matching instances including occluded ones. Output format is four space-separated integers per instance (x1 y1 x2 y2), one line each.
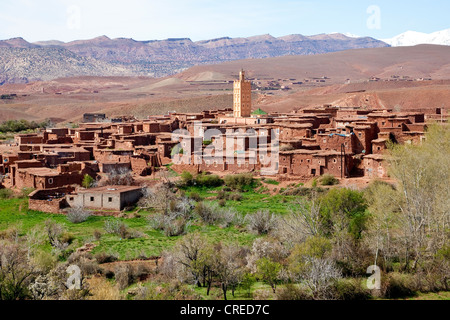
1 0 449 42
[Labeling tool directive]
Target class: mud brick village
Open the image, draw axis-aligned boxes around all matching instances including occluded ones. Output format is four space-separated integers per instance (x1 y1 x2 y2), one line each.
0 70 446 215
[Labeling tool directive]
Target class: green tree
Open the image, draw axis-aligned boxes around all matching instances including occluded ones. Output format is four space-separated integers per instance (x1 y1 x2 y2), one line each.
319 188 369 241
256 257 282 293
82 174 94 189
385 124 450 271
180 171 194 186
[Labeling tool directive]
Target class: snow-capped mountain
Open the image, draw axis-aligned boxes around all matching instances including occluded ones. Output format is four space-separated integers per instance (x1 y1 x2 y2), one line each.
383 28 450 46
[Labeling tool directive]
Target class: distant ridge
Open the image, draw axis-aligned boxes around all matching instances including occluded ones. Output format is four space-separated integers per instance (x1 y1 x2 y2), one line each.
0 33 388 84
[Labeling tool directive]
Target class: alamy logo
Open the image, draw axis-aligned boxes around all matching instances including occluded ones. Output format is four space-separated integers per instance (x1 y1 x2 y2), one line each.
367 5 381 30
67 5 82 30
367 265 381 290
171 121 280 176
66 265 81 290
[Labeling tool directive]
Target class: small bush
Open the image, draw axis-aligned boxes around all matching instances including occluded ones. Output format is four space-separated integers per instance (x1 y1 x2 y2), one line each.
189 192 203 202
66 207 92 224
95 252 119 264
148 213 188 237
229 193 243 201
319 174 339 186
180 171 194 186
93 230 102 241
382 273 417 299
104 219 130 239
219 199 226 207
246 210 278 235
0 188 13 199
195 173 223 188
194 202 221 225
224 173 254 190
276 284 313 300
333 278 370 300
68 252 99 276
163 219 188 237
115 264 133 290
59 232 75 245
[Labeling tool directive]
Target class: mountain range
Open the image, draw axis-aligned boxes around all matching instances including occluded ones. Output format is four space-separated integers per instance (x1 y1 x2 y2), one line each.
0 33 387 84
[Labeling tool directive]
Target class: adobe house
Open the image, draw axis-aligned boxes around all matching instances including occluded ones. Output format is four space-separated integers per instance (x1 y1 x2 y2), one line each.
66 186 143 211
28 187 74 214
372 138 388 154
363 154 389 178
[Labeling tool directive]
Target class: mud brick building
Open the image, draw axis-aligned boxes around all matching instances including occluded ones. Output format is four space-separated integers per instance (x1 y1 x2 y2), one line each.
28 187 75 214
66 186 143 211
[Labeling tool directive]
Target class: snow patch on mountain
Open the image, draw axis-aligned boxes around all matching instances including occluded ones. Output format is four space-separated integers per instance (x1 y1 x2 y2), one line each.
383 29 450 46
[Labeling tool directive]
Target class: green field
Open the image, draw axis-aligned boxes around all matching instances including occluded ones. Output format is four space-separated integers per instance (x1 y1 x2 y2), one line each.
0 191 265 261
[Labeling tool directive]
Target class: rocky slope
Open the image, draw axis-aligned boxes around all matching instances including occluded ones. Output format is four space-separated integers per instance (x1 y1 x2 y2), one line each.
0 33 388 83
0 47 131 85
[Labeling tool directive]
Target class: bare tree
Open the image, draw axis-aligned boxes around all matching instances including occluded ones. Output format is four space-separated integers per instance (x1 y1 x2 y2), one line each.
100 168 135 186
44 220 68 250
302 257 342 300
0 242 36 300
276 195 323 248
171 233 212 287
213 243 245 300
246 210 279 235
387 124 450 270
66 207 92 224
138 184 177 215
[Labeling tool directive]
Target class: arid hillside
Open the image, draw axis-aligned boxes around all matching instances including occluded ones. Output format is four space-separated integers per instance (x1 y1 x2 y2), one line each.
177 45 450 83
1 45 449 123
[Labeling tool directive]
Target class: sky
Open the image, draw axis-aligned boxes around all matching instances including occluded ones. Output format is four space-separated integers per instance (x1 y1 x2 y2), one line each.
0 0 449 42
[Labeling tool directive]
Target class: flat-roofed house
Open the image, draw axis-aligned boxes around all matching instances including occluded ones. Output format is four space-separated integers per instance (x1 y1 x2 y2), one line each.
66 185 143 211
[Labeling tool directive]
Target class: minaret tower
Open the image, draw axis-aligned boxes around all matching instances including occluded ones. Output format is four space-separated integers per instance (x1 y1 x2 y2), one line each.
233 70 252 118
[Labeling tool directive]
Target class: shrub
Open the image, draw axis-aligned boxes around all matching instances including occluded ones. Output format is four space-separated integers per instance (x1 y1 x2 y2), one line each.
382 273 417 299
68 252 99 276
104 219 129 239
147 213 188 237
194 202 221 225
195 173 223 188
104 219 123 234
20 187 35 198
224 173 254 190
276 284 313 300
59 232 75 245
114 265 132 290
180 171 194 186
0 227 19 241
66 207 92 224
333 278 370 300
95 252 119 264
319 188 369 240
189 192 203 202
246 210 278 235
93 230 102 241
0 188 13 199
281 187 326 197
229 193 243 201
219 199 226 207
319 174 339 186
162 219 188 237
